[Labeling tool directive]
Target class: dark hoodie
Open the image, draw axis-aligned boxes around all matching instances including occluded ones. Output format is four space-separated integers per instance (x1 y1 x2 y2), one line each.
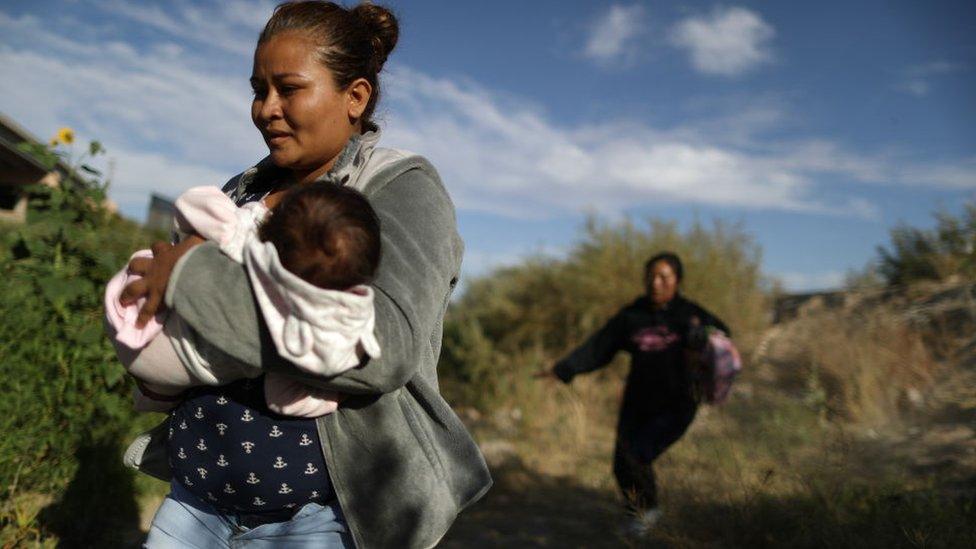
554 295 729 417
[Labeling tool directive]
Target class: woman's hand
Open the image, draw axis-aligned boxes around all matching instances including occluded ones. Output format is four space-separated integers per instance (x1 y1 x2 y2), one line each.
120 234 205 327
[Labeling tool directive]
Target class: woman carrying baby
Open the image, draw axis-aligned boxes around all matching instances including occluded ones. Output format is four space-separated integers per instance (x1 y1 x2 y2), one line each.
113 2 491 547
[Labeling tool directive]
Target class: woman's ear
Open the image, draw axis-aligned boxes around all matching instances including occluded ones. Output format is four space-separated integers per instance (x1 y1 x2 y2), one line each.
346 77 373 122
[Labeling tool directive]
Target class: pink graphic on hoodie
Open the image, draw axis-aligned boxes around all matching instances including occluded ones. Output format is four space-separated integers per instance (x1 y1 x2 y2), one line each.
631 326 679 352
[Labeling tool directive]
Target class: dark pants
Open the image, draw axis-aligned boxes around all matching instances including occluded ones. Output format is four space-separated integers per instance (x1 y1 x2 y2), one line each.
612 403 697 510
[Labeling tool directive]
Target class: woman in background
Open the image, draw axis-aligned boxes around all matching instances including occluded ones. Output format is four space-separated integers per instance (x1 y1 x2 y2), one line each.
540 252 729 537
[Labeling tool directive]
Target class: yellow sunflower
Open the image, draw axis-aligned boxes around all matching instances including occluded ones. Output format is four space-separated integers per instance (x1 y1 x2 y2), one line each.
54 127 75 145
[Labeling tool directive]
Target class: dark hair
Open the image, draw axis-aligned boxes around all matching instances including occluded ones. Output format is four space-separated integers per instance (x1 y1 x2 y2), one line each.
258 182 381 290
644 252 683 282
259 1 399 132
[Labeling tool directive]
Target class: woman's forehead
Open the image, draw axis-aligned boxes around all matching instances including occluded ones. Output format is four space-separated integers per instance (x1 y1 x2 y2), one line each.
253 33 323 76
650 261 676 277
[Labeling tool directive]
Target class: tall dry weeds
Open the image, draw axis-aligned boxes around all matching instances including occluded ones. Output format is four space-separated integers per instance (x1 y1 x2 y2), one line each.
771 307 938 425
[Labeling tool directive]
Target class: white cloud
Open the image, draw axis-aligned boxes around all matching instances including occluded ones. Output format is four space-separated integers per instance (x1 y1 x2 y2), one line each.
2 4 972 226
669 6 774 76
93 0 273 56
0 10 266 218
896 60 966 97
906 61 965 77
103 145 232 213
384 67 885 219
898 157 976 189
898 79 930 97
583 4 646 64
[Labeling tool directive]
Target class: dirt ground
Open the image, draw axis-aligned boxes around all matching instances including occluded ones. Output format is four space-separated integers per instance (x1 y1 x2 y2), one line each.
440 328 976 548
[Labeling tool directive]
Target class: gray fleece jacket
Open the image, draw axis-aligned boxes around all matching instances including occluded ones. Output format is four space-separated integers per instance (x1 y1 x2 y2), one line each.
123 133 492 548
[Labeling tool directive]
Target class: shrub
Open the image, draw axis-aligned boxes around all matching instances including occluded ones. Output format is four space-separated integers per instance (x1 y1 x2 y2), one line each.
771 307 937 425
0 137 153 501
878 203 976 286
440 216 769 410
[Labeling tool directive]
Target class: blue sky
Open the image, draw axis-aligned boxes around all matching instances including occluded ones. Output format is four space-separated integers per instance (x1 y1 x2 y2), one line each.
1 1 974 291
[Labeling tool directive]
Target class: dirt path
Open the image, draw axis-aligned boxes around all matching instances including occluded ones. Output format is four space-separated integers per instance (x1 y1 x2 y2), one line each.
440 457 626 548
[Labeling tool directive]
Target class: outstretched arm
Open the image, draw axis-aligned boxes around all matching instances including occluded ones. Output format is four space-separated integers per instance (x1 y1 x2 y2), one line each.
552 312 626 383
164 165 461 395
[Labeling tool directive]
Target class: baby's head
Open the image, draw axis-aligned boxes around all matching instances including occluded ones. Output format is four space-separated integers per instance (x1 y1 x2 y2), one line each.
258 182 380 290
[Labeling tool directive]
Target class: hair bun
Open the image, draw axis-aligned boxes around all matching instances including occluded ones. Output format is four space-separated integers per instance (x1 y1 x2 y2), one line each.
352 3 398 70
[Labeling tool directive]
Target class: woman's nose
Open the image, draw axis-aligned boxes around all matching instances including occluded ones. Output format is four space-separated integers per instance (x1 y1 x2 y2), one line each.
258 91 283 121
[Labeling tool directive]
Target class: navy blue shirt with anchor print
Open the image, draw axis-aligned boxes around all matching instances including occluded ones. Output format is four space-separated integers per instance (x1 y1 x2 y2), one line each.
168 378 332 514
167 178 333 515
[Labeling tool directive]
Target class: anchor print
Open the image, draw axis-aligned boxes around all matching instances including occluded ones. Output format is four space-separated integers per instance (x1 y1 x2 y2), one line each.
207 492 217 502
304 463 319 475
177 447 187 460
216 423 228 436
278 483 293 494
309 491 320 499
197 467 208 479
179 420 188 430
273 456 287 469
216 455 229 467
194 407 204 419
216 395 228 405
269 425 283 438
252 497 266 506
241 409 254 422
224 483 236 494
241 441 255 454
196 438 207 451
299 433 313 446
168 427 174 440
183 475 194 487
246 472 261 485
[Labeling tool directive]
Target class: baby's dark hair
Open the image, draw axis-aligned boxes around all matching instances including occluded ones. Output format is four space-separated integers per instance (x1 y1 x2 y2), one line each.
258 182 381 290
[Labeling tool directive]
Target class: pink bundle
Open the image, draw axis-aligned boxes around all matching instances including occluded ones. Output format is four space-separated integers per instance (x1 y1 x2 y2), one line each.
104 249 166 349
700 330 742 404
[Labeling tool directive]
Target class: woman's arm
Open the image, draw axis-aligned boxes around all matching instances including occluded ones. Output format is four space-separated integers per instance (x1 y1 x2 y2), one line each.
165 166 461 395
683 300 731 350
551 311 626 383
688 301 730 336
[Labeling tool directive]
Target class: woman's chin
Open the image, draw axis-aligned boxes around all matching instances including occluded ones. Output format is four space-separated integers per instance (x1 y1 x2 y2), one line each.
268 149 298 168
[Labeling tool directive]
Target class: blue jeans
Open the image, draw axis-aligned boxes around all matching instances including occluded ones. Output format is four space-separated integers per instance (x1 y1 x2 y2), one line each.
145 481 354 548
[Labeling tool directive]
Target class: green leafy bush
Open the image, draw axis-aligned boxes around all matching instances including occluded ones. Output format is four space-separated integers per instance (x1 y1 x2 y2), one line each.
0 139 153 500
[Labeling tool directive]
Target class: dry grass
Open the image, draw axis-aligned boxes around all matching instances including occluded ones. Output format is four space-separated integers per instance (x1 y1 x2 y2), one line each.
446 288 976 548
767 306 938 426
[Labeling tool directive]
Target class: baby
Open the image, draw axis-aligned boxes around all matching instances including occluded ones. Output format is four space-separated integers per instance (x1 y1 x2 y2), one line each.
105 182 381 417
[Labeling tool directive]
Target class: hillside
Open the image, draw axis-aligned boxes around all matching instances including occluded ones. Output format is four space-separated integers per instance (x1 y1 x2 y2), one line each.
441 283 976 548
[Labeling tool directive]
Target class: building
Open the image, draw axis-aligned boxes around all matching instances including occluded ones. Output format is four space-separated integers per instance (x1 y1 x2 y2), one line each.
146 193 177 234
0 112 68 224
